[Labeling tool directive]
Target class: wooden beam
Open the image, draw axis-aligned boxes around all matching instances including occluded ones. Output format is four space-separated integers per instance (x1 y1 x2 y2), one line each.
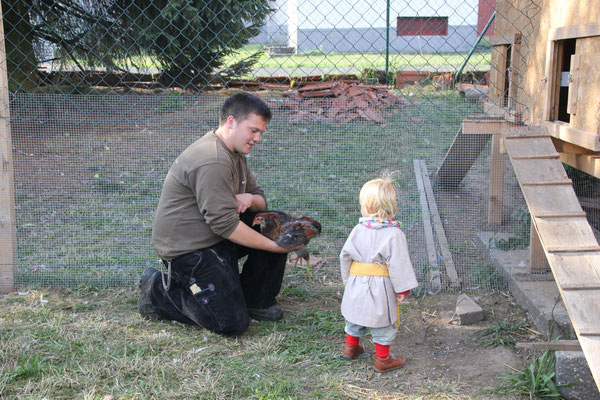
529 220 549 273
490 35 515 46
567 54 580 115
0 1 15 294
540 121 600 152
516 340 581 351
560 153 600 179
462 119 506 135
549 21 600 41
413 160 441 292
534 212 587 218
419 160 461 289
511 154 559 160
521 180 573 186
488 134 504 225
561 284 600 291
547 246 600 253
551 137 596 155
542 40 562 121
507 34 521 110
489 45 508 101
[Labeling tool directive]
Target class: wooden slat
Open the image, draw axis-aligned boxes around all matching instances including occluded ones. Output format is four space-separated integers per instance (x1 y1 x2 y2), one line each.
488 134 505 225
413 160 441 292
511 154 559 160
420 160 461 288
505 134 551 139
521 180 573 186
504 136 558 158
579 332 600 337
512 158 569 185
547 252 600 290
530 220 549 273
434 127 491 188
579 336 600 391
0 1 15 294
541 121 600 152
507 33 521 110
549 21 600 41
516 340 581 351
504 124 550 138
462 119 506 135
560 153 600 180
542 41 555 120
567 54 580 115
534 217 599 252
547 245 600 253
535 212 587 218
561 285 600 291
523 185 584 218
561 291 600 338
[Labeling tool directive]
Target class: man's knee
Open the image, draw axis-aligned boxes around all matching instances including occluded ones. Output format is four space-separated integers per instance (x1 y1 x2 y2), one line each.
211 313 249 336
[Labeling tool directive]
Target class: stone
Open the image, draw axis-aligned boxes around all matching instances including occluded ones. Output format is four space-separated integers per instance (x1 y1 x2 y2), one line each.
555 351 600 400
455 293 484 325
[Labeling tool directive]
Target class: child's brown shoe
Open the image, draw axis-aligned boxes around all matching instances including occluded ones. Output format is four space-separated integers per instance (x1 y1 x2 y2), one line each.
374 353 405 372
342 344 365 360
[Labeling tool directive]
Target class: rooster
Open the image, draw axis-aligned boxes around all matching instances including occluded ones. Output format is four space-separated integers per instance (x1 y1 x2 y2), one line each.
252 211 322 279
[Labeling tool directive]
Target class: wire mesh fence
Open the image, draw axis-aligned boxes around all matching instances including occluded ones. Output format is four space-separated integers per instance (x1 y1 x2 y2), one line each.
1 0 598 293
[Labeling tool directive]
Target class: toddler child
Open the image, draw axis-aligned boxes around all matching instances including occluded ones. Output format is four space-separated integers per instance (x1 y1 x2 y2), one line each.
339 177 418 372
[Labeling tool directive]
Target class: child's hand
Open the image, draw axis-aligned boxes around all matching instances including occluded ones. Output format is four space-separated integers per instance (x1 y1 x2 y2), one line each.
396 293 407 303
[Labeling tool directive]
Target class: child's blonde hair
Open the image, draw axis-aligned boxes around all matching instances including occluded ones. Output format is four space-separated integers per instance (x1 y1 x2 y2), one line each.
359 176 398 220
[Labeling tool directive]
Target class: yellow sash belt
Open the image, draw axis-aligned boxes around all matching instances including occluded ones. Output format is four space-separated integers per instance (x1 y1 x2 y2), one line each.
349 261 400 328
350 261 389 276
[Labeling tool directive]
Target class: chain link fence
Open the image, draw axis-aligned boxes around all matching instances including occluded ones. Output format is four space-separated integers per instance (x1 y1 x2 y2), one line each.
2 0 596 293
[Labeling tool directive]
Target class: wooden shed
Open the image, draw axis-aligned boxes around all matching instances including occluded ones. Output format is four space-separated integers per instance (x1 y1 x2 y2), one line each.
476 0 600 391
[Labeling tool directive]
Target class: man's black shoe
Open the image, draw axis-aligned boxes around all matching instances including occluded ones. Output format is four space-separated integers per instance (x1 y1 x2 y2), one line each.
138 267 162 321
247 304 283 321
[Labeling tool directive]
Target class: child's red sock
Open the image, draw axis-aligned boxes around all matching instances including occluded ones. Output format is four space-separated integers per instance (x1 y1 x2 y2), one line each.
375 343 390 358
346 334 360 346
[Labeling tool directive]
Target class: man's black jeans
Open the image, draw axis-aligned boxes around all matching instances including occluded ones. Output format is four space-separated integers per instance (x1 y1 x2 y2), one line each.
148 212 287 336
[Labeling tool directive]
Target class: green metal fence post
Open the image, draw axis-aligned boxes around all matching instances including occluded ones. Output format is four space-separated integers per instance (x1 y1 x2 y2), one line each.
453 10 496 87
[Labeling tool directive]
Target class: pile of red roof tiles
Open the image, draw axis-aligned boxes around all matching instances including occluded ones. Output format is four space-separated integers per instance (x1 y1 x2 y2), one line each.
281 81 405 125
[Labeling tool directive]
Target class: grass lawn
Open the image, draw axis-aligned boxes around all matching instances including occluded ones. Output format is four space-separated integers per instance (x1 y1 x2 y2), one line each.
11 89 483 288
223 46 490 72
0 286 535 399
93 45 490 75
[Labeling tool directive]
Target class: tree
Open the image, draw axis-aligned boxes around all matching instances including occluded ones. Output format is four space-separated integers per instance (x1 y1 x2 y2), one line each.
1 0 273 91
110 0 272 88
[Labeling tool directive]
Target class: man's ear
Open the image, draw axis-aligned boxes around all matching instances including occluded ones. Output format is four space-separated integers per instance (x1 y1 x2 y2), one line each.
225 115 236 129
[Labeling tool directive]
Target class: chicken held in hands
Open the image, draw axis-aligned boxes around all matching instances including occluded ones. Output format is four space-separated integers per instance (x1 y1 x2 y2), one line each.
252 211 322 279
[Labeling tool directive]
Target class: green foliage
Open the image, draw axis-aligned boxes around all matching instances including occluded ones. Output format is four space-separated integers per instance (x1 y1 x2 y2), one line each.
500 350 576 398
469 263 503 289
112 0 274 88
156 91 186 113
492 207 531 250
8 355 52 382
7 0 273 90
474 319 528 349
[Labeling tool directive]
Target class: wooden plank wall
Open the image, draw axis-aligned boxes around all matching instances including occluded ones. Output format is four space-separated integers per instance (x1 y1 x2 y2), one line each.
494 0 600 130
0 1 15 293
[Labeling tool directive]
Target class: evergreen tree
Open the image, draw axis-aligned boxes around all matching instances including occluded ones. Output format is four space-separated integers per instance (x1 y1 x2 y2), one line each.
1 0 272 90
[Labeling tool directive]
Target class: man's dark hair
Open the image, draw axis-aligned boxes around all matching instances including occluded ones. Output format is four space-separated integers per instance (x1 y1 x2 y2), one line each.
220 93 272 125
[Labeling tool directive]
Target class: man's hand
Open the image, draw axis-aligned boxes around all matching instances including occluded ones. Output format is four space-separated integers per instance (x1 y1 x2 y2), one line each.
235 193 266 213
396 293 408 303
235 193 256 213
227 221 302 253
